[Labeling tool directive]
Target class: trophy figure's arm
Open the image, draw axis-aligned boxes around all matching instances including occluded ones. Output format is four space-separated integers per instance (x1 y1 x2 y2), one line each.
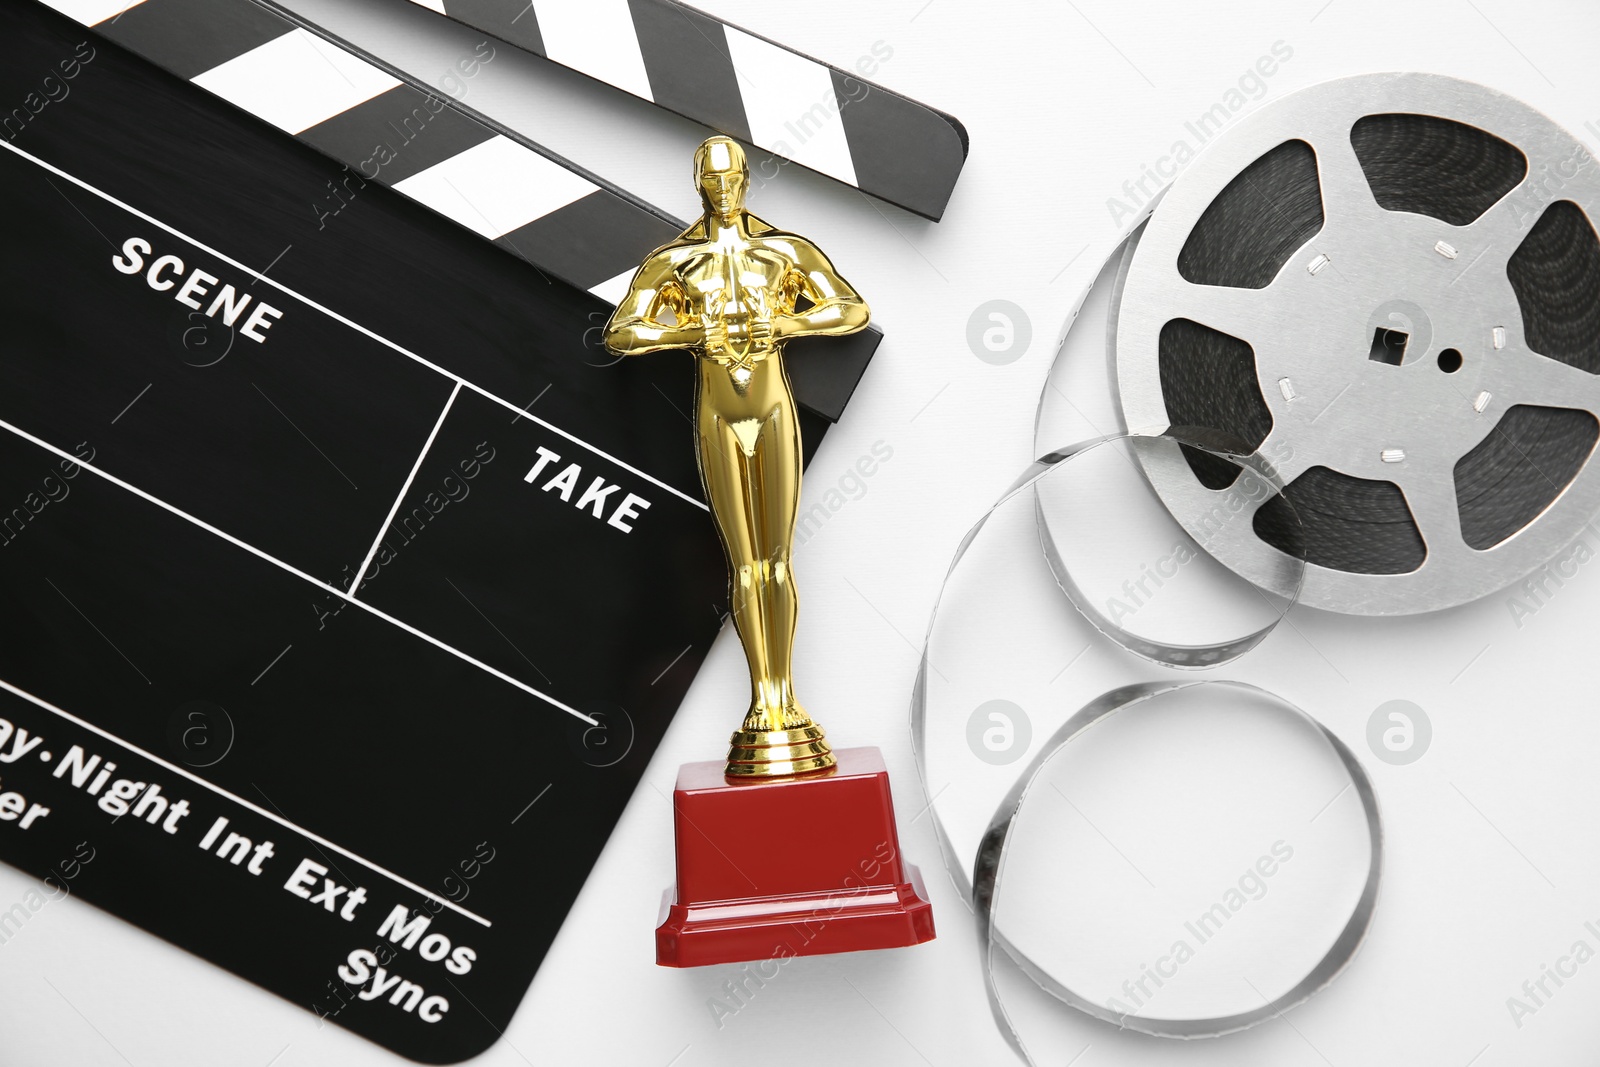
603 263 703 356
772 241 871 342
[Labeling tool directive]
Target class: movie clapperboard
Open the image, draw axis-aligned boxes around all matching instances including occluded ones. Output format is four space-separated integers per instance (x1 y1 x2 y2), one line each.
0 0 885 1060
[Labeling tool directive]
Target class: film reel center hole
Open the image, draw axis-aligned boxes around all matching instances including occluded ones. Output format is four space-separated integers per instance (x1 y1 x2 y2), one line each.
1367 327 1408 366
1437 347 1464 373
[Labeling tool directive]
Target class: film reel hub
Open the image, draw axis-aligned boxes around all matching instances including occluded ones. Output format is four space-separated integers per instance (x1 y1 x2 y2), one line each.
1250 206 1519 490
1117 73 1600 614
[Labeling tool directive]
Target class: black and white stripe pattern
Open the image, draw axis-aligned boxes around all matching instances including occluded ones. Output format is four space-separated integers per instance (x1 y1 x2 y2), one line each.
404 0 969 221
42 0 881 422
41 0 682 301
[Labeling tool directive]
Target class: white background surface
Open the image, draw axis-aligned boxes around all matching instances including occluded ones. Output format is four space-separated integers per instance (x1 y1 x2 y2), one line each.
7 0 1600 1064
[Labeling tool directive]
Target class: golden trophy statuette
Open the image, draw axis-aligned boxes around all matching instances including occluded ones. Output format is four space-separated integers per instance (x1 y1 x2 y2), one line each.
623 137 934 969
604 136 869 778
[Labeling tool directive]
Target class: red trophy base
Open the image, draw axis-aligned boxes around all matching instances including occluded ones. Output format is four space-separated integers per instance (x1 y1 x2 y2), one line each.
656 746 935 967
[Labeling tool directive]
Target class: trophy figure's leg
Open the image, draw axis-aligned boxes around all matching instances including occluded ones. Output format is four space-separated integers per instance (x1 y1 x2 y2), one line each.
697 375 834 778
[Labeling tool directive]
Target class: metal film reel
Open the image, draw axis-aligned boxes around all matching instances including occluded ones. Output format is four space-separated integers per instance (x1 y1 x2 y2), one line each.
1115 73 1600 614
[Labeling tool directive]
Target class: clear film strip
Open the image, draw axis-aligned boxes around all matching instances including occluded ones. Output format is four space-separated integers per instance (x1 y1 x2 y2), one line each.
912 434 1384 1059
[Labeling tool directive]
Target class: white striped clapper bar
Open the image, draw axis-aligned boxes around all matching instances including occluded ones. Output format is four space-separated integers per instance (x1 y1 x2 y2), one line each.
405 0 969 221
40 0 880 421
42 0 683 302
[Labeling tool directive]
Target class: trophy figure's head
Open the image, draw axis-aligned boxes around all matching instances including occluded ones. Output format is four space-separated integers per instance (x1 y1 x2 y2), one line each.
694 136 748 222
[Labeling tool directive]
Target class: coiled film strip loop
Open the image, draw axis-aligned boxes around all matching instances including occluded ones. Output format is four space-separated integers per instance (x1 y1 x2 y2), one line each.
912 434 1384 1059
1035 428 1304 668
974 681 1382 1052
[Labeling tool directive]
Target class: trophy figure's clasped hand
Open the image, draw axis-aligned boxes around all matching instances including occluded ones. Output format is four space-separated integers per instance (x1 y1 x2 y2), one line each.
702 310 776 372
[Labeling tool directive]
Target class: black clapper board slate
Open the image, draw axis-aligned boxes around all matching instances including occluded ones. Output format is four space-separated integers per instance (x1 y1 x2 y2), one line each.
0 4 848 1062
